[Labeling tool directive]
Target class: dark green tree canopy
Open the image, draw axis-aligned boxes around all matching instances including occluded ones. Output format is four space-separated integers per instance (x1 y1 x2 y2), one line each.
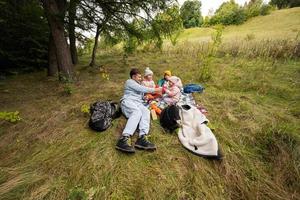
0 0 49 73
180 0 203 28
270 0 300 9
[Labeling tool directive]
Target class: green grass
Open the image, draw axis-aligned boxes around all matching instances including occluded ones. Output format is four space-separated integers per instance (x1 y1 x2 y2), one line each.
0 8 300 200
178 7 300 42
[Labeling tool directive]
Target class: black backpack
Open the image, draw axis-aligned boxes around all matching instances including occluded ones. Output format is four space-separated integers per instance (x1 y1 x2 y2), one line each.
160 105 181 132
89 101 120 132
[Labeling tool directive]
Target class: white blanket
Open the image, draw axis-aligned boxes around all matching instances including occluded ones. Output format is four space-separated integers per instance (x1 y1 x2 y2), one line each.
177 104 220 158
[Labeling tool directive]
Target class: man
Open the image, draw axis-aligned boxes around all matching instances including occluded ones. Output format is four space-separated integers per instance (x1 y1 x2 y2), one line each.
116 68 162 153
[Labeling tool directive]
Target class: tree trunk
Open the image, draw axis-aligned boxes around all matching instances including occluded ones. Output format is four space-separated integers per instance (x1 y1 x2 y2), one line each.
89 25 101 67
68 0 78 65
47 34 58 76
42 0 74 80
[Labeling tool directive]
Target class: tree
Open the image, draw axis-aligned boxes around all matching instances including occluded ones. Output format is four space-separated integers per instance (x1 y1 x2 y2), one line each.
180 0 203 28
152 5 183 46
0 0 49 73
42 0 74 80
76 0 175 65
47 34 59 76
68 0 78 65
270 0 300 9
209 0 246 25
89 24 101 67
243 0 272 18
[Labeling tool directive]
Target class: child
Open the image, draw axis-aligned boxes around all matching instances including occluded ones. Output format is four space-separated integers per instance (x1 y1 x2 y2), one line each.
142 67 160 101
158 70 171 87
162 76 181 105
142 67 155 88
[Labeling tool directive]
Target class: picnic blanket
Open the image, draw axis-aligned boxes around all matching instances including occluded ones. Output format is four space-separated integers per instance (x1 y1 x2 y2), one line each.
152 91 197 109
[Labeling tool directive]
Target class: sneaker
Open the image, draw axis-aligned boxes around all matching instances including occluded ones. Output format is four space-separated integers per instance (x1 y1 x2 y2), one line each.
116 136 135 153
135 135 156 150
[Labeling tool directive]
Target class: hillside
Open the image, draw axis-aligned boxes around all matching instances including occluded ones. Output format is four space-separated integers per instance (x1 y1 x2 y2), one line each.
0 8 300 200
178 7 300 42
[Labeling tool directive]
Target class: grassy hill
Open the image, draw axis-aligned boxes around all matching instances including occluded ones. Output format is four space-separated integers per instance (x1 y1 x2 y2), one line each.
0 8 300 200
178 7 300 42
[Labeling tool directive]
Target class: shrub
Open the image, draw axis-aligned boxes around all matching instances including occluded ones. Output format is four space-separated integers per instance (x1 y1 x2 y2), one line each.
123 36 139 54
0 111 21 123
260 4 273 16
209 0 246 26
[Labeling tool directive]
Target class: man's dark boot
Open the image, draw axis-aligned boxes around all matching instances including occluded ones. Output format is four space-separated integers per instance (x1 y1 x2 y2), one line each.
135 135 156 150
116 136 135 153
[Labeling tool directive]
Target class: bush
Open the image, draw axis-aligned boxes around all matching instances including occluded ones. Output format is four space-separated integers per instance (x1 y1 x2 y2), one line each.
260 4 273 16
0 111 21 123
123 36 139 54
209 0 246 26
68 186 88 200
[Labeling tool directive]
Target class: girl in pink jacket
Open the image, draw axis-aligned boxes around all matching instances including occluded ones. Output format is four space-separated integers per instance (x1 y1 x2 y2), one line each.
163 76 181 105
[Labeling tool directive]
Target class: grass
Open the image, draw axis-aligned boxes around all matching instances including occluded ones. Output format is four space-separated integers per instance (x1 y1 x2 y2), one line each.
178 7 300 42
0 8 300 200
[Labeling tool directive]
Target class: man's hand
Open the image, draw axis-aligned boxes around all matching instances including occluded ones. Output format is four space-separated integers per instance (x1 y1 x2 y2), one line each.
154 87 162 93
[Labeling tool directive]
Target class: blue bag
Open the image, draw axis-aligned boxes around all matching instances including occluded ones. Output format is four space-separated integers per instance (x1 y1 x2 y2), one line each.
183 84 205 94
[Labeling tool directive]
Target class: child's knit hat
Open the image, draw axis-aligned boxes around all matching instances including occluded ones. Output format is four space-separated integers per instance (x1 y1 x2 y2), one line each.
144 67 153 76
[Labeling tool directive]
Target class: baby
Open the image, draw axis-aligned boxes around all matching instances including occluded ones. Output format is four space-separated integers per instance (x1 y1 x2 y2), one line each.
162 76 181 105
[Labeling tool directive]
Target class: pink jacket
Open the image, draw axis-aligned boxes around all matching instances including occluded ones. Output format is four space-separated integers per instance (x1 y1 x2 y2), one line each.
165 85 181 101
142 80 155 88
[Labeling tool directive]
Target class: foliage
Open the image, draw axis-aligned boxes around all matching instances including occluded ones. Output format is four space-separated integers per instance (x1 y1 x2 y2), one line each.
180 0 203 28
121 5 183 53
244 0 273 18
197 56 212 82
152 5 183 46
68 186 88 200
78 38 94 56
81 104 90 114
259 4 273 15
0 111 21 123
99 67 110 81
209 25 224 56
0 0 49 73
244 0 264 18
208 0 247 26
63 83 74 95
270 0 300 9
124 35 139 54
205 0 273 26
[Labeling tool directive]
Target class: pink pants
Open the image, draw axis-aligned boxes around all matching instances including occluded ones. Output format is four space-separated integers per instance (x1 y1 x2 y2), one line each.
163 97 178 105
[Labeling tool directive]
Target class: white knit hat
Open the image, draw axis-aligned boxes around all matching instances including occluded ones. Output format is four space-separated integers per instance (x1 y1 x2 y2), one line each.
144 67 153 76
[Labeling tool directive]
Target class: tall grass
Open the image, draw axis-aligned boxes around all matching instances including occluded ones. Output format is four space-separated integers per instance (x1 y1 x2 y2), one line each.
162 38 300 60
